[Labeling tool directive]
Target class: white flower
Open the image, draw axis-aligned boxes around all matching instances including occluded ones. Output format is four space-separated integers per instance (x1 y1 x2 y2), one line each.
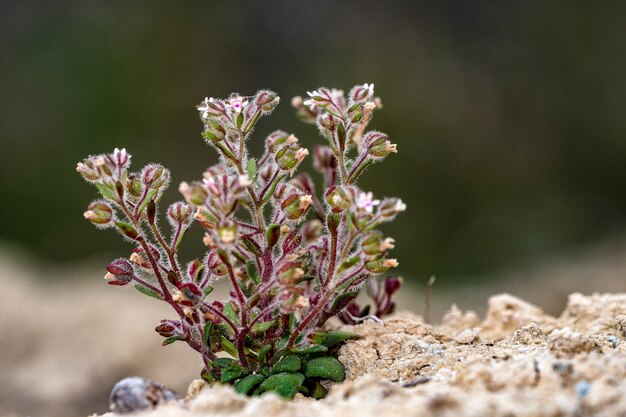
394 199 407 212
202 177 219 195
227 96 248 114
363 83 374 96
356 191 380 214
112 147 130 168
197 97 215 119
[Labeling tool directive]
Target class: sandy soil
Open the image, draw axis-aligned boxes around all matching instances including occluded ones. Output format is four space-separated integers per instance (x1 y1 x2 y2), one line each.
94 292 626 417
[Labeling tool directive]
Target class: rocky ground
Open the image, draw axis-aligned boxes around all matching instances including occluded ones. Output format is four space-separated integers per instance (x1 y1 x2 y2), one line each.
2 238 626 417
97 292 626 417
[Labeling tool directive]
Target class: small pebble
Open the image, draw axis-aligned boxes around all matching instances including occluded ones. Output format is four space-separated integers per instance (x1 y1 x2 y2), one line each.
109 377 178 414
575 380 591 398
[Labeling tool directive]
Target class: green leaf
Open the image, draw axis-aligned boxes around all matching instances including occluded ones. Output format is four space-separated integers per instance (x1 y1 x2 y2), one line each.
134 284 162 300
219 336 239 357
257 345 272 368
115 221 139 240
337 256 360 273
136 188 158 216
202 285 214 298
242 238 262 257
221 365 246 383
236 112 244 128
95 182 117 201
203 321 213 347
252 319 277 334
266 224 281 250
292 344 328 355
304 356 345 382
246 261 261 285
246 158 257 180
234 374 266 395
162 336 182 346
223 302 239 327
257 372 305 399
270 355 301 374
311 331 359 348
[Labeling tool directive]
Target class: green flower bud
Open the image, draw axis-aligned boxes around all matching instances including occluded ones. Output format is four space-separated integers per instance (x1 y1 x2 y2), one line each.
84 200 114 228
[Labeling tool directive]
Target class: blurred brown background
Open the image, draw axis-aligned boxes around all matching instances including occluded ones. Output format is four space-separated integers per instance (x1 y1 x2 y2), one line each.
1 1 625 416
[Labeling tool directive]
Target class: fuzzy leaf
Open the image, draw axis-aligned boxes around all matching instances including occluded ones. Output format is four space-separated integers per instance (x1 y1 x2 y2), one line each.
257 344 272 368
162 336 182 346
115 221 139 240
223 302 238 326
257 372 305 399
246 261 261 285
219 336 239 358
246 158 257 180
236 112 244 129
202 285 214 298
95 182 117 201
270 355 301 374
234 374 266 395
266 224 281 250
304 356 345 382
134 284 162 300
252 319 277 334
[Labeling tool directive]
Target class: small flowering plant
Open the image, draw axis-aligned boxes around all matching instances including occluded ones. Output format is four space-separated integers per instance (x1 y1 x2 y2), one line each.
77 84 405 399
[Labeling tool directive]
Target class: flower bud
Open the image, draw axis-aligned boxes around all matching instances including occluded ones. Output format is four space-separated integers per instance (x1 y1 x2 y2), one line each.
179 181 208 206
202 119 226 142
105 258 134 286
126 174 143 197
379 198 407 219
206 251 228 276
84 200 114 227
275 144 309 172
142 164 169 189
362 131 397 159
255 90 280 113
130 245 161 270
155 319 182 338
281 193 312 220
361 232 384 256
111 148 130 170
349 83 374 104
76 158 100 182
264 130 296 153
325 186 352 213
167 202 193 226
365 256 398 274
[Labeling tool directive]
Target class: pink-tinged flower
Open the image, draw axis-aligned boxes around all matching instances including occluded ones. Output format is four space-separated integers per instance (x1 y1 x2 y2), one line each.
303 90 321 109
227 96 248 114
112 147 130 169
202 176 219 195
363 83 374 97
394 199 407 212
356 191 380 214
197 97 215 119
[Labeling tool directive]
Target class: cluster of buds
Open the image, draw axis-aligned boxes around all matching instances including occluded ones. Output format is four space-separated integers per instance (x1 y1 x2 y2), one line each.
78 84 405 399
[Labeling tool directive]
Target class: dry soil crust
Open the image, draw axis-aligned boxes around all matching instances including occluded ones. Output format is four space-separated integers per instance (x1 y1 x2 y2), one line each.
98 292 626 417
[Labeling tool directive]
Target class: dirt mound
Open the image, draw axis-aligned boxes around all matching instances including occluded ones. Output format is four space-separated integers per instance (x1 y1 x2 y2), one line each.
96 292 626 417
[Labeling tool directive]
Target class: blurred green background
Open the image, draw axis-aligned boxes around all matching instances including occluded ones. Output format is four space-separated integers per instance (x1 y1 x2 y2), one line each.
1 0 626 282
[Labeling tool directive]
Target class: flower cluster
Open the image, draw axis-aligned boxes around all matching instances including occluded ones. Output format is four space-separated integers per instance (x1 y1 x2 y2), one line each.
78 84 404 399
